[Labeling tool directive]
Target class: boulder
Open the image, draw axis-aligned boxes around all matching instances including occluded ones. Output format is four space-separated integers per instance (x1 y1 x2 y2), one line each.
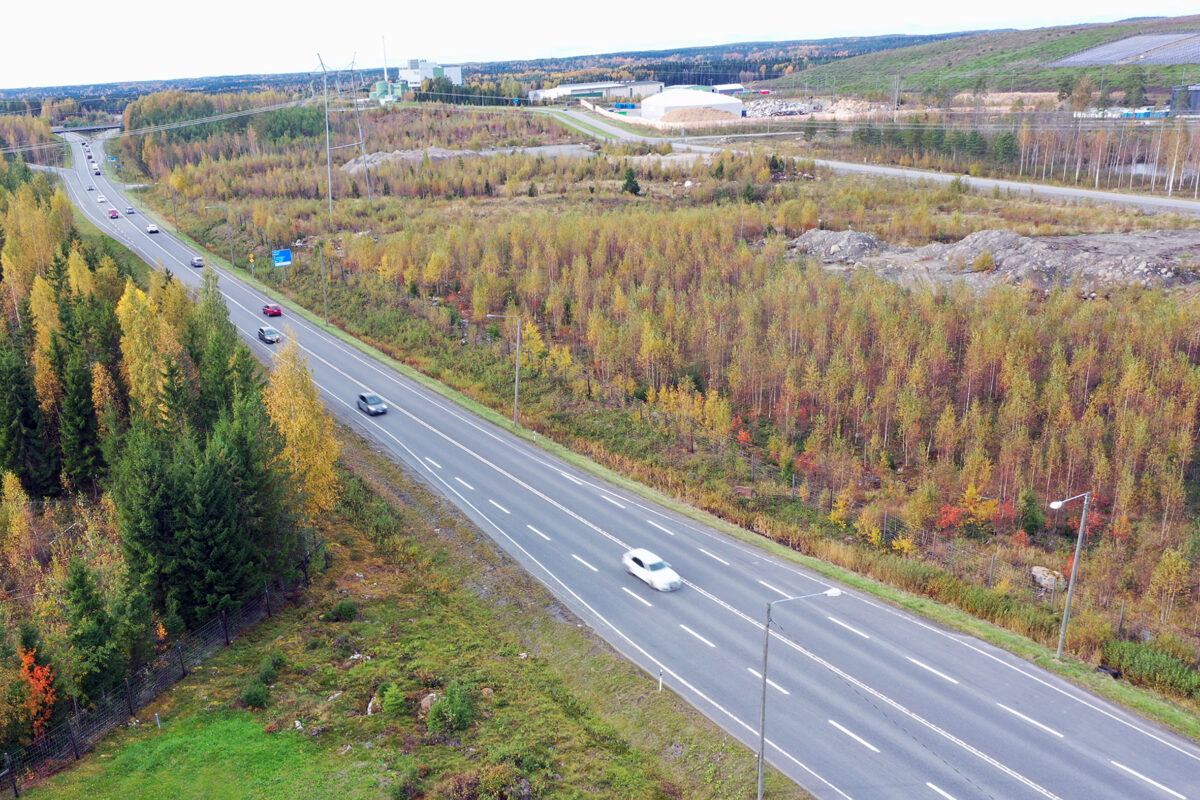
1031 566 1066 591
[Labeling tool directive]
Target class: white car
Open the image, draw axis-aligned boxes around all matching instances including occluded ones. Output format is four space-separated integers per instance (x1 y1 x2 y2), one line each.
622 548 682 592
146 223 159 234
97 195 106 203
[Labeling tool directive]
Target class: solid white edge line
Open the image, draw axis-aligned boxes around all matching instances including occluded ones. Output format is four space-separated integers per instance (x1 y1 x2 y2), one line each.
488 499 511 514
679 579 1063 799
746 667 791 695
827 616 871 639
1110 761 1186 800
996 703 1064 738
828 720 880 753
571 554 599 572
526 524 551 541
601 494 626 509
926 783 957 800
454 476 474 490
757 579 791 598
698 548 731 566
680 624 716 648
622 587 652 607
646 519 676 536
906 657 959 685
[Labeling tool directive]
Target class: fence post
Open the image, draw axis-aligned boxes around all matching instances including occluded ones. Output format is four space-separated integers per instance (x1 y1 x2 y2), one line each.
220 611 230 646
124 678 135 718
264 584 272 618
67 722 80 760
1116 599 1125 635
988 553 996 588
5 753 19 798
177 645 187 679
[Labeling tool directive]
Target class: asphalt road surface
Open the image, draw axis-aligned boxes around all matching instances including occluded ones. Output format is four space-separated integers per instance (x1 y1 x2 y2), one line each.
54 132 1200 800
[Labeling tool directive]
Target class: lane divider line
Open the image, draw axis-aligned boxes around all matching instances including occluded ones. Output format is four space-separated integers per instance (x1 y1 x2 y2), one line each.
680 624 716 648
489 499 511 514
827 616 871 639
526 524 551 541
906 657 959 685
572 554 598 573
747 667 791 695
622 587 652 607
996 703 1063 739
1109 761 1186 799
829 720 880 753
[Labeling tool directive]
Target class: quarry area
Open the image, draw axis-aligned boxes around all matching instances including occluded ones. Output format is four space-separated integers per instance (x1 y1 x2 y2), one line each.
790 227 1200 293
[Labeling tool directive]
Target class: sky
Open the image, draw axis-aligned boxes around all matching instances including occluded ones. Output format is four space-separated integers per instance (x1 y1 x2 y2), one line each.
3 0 1199 90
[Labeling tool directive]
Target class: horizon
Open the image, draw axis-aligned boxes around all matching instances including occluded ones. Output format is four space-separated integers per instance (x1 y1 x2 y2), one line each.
3 2 1199 93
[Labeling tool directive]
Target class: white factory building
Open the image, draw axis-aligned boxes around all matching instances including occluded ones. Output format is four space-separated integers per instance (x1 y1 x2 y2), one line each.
639 87 744 121
396 59 463 87
528 80 664 102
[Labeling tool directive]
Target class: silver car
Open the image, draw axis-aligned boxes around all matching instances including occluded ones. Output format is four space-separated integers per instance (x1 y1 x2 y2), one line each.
356 391 388 415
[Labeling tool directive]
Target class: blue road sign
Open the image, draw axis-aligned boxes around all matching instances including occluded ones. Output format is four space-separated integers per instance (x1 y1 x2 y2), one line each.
272 249 293 268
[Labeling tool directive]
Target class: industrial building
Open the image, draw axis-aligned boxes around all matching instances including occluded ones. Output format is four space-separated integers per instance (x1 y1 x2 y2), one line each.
369 79 410 104
396 59 463 87
528 80 664 102
639 87 744 121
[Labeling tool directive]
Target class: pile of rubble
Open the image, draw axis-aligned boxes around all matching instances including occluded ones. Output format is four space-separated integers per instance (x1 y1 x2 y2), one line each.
744 98 820 118
790 228 1200 293
342 147 476 174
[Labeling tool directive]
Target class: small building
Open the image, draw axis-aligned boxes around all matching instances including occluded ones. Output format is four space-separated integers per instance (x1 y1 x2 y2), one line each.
528 80 664 102
1171 84 1200 115
397 59 463 87
713 83 745 95
369 79 410 104
640 87 744 121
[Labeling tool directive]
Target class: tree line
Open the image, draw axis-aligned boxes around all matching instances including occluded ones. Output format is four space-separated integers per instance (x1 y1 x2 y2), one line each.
0 163 339 754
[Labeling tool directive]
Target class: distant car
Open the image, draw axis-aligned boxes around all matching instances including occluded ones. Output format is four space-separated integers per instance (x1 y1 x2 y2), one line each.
356 391 388 415
125 206 134 214
146 223 159 233
86 185 94 191
107 209 118 219
257 326 281 344
190 256 204 267
96 195 106 203
92 168 100 175
262 303 282 317
622 548 682 592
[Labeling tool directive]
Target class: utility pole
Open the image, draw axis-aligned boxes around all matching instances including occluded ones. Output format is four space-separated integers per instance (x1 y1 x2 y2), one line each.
317 54 334 223
349 56 374 201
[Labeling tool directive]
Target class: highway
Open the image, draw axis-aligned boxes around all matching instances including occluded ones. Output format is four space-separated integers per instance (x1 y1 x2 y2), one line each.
56 132 1200 799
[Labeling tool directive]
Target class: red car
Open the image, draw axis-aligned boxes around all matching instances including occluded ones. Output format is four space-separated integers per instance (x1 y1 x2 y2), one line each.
262 303 282 317
107 209 119 219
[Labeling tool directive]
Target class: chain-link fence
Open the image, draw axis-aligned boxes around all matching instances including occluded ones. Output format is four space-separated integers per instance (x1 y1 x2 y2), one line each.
1 586 284 798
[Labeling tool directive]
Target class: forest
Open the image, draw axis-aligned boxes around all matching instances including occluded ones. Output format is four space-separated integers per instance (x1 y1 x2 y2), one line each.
83 94 1200 700
0 157 340 755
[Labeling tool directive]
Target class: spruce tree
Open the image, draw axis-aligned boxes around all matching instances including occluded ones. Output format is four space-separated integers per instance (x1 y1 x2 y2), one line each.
64 558 121 703
59 353 104 492
0 341 58 495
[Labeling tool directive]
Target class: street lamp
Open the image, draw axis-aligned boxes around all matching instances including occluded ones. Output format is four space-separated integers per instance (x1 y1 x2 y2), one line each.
204 205 235 272
486 313 521 427
1048 491 1091 660
757 587 842 800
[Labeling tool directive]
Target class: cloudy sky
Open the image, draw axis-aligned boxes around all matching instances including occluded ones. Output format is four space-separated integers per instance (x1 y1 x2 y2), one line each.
4 0 1199 90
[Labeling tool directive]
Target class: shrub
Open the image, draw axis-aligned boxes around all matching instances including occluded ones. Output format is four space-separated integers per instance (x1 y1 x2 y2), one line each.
427 681 477 732
1102 640 1200 699
389 755 420 799
242 680 269 709
259 652 286 684
330 599 358 621
383 684 407 716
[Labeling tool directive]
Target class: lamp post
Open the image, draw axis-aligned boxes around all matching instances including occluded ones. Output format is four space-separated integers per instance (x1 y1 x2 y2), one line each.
757 587 842 800
1048 491 1091 660
487 314 521 427
204 205 235 271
